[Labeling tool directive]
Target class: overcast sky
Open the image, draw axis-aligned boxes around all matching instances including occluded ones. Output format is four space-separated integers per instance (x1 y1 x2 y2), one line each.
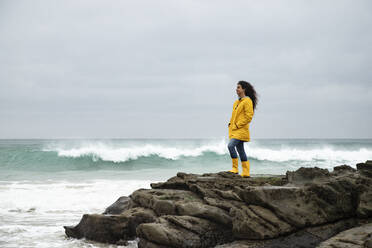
0 0 371 139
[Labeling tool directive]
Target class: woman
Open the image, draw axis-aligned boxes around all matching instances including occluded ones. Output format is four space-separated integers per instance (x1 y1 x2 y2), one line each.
227 81 258 177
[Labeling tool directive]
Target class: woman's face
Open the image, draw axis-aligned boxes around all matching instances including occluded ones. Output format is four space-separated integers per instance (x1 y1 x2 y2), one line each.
236 84 245 96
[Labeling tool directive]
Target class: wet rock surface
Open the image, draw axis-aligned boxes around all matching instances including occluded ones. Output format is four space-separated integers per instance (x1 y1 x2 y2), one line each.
64 161 372 247
317 221 372 248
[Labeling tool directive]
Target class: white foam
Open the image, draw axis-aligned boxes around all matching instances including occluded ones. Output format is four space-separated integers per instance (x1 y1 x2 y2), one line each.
42 140 228 162
42 140 372 166
248 145 372 165
0 179 152 214
0 179 149 247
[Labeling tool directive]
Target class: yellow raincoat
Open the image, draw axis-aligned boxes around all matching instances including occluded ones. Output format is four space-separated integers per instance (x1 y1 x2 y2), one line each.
228 97 254 142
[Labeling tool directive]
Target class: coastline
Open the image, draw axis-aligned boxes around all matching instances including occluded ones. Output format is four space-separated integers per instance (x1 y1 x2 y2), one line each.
64 161 372 248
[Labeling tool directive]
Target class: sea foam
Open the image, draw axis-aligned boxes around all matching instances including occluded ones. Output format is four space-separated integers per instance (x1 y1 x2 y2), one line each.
0 179 148 248
42 139 372 166
42 140 228 162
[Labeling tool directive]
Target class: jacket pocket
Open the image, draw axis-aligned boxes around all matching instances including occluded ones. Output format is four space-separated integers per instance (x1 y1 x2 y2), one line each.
231 123 239 131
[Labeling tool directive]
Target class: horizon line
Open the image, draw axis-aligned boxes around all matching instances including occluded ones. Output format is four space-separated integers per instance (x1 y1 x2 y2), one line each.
0 137 371 140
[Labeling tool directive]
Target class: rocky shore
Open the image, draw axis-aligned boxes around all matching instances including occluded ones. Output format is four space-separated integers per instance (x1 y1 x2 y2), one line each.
64 161 372 248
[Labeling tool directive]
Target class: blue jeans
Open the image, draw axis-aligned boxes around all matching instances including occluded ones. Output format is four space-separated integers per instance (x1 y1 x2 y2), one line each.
228 138 247 161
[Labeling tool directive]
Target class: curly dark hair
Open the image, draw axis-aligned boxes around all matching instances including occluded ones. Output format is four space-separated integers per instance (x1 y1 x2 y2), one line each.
237 81 258 110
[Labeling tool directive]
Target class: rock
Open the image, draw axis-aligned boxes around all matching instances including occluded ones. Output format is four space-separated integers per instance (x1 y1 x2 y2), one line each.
357 161 372 177
122 207 158 237
366 237 372 248
64 207 156 244
332 164 356 174
137 215 233 248
216 218 363 248
235 172 362 229
130 189 203 216
137 217 202 248
65 162 372 247
305 218 358 240
151 175 189 190
355 164 372 217
230 204 293 239
357 190 372 218
64 214 130 244
215 240 267 248
176 201 232 226
138 238 170 248
103 196 131 215
286 167 330 185
317 222 372 248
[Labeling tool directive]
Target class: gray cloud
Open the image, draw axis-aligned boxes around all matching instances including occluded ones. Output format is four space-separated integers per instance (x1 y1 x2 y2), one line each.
1 0 371 138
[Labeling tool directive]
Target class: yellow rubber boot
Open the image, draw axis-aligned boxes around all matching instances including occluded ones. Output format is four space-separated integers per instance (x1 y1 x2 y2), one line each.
228 158 239 174
241 160 250 177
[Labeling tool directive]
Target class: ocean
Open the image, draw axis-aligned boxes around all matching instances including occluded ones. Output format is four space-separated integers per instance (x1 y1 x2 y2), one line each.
1 138 371 247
